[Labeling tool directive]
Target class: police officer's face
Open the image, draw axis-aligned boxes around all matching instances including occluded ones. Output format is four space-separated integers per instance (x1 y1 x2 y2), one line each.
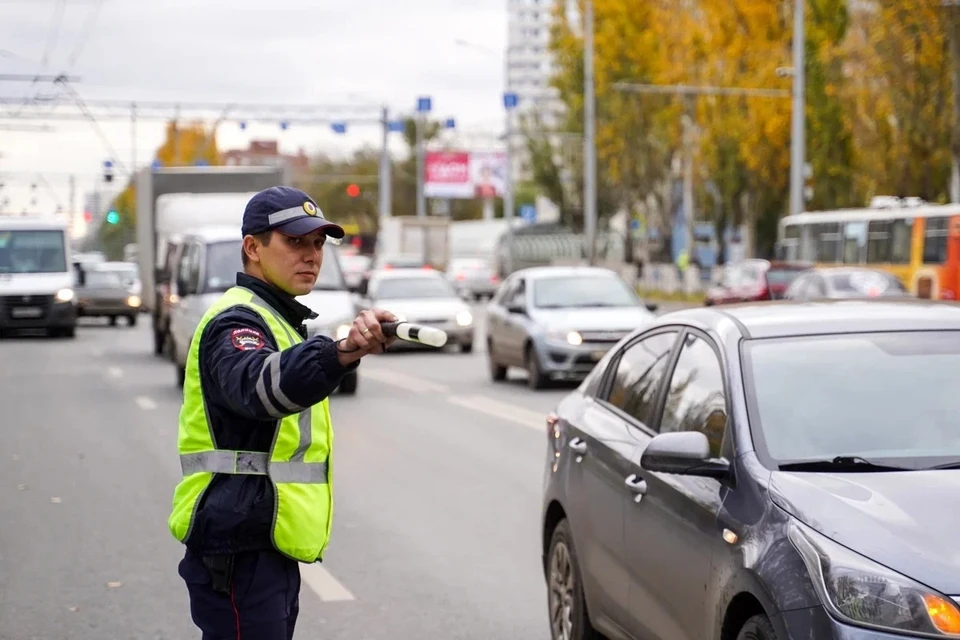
258 229 325 296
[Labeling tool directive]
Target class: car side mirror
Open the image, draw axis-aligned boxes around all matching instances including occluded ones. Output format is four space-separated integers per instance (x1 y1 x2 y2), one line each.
645 301 658 312
640 431 729 479
507 303 526 315
357 279 368 296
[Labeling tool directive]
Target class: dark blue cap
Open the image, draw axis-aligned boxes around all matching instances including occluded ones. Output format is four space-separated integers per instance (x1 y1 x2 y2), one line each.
241 186 345 240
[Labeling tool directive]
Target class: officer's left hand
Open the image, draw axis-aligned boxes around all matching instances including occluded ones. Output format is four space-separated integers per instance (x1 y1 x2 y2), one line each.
341 308 398 357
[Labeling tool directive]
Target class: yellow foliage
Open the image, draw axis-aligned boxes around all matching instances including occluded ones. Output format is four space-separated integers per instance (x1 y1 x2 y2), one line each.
155 120 223 168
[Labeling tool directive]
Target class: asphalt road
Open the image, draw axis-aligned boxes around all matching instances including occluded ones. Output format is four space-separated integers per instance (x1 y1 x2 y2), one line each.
0 301 692 640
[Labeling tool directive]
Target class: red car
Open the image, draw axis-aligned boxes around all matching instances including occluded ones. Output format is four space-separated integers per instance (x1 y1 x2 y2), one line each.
705 259 811 305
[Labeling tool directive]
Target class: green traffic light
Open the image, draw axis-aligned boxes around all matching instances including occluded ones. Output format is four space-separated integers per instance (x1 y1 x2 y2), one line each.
106 211 119 224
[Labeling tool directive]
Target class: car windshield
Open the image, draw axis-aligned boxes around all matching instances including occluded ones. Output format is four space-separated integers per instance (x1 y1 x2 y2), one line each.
829 271 906 295
766 268 805 286
204 241 345 292
744 331 960 469
374 276 454 299
533 275 638 308
0 229 67 274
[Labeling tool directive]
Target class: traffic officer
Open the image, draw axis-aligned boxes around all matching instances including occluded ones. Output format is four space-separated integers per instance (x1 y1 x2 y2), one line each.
168 185 397 639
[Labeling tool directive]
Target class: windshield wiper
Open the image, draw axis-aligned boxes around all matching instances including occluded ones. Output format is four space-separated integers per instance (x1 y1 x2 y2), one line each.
923 460 960 470
778 456 910 472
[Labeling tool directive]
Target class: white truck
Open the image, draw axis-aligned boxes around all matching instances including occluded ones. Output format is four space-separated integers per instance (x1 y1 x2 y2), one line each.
135 165 288 355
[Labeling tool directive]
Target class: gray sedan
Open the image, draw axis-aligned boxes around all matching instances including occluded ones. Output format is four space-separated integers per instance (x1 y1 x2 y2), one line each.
485 266 658 389
76 267 141 326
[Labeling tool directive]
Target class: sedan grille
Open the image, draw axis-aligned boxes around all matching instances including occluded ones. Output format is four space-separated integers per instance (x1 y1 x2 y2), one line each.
579 330 631 343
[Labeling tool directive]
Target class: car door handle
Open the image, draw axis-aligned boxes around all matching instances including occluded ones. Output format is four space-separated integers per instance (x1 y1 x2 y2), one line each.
568 437 587 455
624 474 648 494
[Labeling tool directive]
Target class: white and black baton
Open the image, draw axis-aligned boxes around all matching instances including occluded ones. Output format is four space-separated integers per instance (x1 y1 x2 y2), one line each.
381 321 448 348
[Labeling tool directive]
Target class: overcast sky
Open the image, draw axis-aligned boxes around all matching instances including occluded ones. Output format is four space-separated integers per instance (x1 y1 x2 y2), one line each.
0 0 508 219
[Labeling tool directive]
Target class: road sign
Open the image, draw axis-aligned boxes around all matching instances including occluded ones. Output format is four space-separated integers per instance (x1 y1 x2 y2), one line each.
444 118 455 129
520 204 536 222
417 96 432 113
151 159 162 169
194 159 209 166
388 120 405 132
503 92 519 109
331 122 347 134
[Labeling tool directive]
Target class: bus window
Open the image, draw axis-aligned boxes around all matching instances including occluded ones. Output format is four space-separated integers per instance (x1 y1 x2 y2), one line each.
867 220 891 263
843 221 867 264
923 217 949 264
782 224 800 261
890 218 912 264
815 223 842 262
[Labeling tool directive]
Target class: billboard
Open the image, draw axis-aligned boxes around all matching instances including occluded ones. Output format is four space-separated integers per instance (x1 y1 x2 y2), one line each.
424 151 507 199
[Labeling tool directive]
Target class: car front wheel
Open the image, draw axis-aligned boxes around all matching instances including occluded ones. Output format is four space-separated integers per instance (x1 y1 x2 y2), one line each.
547 519 599 640
736 614 778 640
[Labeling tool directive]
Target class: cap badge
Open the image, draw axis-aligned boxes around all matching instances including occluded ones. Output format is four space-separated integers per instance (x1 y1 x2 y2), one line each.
303 201 318 216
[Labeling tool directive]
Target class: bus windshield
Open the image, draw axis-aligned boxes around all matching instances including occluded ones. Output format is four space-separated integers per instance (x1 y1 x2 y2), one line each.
0 229 67 274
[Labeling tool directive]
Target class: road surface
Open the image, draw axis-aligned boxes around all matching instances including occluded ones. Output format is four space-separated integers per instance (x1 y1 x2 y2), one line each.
0 302 693 639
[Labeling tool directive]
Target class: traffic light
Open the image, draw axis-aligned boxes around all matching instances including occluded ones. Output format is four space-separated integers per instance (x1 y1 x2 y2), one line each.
106 210 119 225
83 211 92 223
346 183 360 198
103 160 114 183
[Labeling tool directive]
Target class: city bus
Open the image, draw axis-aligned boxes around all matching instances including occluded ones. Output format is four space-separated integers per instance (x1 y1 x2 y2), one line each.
777 202 960 300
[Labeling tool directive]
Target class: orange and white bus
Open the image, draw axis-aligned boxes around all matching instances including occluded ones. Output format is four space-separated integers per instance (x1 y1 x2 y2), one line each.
777 202 960 300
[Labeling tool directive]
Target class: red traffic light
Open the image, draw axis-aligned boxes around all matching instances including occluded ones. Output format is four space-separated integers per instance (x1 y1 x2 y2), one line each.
83 211 92 223
346 183 360 198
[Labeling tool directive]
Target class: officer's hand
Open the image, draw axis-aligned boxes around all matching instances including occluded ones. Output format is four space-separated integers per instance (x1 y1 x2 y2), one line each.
343 308 398 356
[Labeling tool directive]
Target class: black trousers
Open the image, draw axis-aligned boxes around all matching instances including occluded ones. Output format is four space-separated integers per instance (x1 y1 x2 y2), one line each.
179 548 301 640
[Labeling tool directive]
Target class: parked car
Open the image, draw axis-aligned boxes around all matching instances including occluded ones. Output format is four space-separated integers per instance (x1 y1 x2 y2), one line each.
784 266 910 300
359 269 475 352
705 259 811 305
542 299 960 640
486 266 658 389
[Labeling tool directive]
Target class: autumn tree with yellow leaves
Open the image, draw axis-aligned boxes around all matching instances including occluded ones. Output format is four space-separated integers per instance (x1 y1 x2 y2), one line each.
534 0 954 256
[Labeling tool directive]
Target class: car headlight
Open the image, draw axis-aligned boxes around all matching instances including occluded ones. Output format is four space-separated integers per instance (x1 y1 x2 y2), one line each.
55 288 74 303
336 323 351 340
547 329 583 346
789 521 960 635
456 310 473 327
127 295 141 307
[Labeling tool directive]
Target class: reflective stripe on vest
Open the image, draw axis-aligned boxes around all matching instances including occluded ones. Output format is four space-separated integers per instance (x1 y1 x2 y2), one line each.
167 285 334 563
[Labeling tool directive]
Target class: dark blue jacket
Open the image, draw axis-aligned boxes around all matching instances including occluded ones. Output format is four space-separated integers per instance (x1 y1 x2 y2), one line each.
184 272 357 557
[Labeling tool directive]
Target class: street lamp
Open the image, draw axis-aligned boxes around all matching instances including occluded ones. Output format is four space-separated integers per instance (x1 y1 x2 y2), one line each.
788 0 806 218
583 0 597 263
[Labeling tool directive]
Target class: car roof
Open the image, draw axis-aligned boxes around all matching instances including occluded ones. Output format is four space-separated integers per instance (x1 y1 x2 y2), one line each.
0 216 69 230
371 268 442 280
511 265 621 279
658 299 960 339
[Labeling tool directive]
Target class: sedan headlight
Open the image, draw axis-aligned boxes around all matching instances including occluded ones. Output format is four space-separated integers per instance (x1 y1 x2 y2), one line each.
789 521 960 635
336 323 351 340
127 295 141 307
55 288 74 303
456 310 473 327
547 329 583 346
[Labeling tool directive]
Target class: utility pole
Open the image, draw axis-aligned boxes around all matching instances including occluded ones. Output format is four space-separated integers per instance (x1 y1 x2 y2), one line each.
379 105 392 219
944 0 960 202
788 0 806 217
583 0 598 264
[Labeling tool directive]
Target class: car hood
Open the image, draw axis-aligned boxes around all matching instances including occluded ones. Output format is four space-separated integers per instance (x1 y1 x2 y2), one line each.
297 290 356 326
0 272 74 295
770 470 960 593
530 306 655 331
373 297 468 320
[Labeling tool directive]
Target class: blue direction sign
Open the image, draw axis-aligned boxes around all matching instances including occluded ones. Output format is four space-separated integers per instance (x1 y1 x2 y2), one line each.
503 92 519 109
151 159 162 169
417 96 432 113
331 122 347 134
388 120 405 132
519 204 536 222
444 118 456 129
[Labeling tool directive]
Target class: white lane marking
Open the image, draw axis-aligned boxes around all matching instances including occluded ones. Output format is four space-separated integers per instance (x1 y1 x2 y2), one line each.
106 366 123 379
447 394 547 431
300 563 355 602
135 396 157 410
361 368 449 393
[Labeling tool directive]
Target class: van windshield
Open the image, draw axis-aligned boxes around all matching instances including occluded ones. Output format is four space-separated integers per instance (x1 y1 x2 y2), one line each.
0 230 67 274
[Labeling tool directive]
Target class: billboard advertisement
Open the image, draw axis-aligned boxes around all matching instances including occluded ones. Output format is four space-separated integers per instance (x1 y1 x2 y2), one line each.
424 151 507 199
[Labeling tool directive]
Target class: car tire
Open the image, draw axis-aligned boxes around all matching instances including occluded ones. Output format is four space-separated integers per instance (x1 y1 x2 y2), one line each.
127 314 137 327
62 326 76 339
338 371 358 395
736 614 778 640
460 341 474 354
109 315 117 327
487 341 507 381
547 519 600 640
526 344 547 390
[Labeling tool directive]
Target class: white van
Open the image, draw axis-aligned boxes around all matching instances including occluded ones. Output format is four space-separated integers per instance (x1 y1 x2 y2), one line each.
0 216 78 338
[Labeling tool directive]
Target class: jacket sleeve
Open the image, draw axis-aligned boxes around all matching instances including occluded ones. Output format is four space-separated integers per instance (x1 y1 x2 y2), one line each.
198 306 359 421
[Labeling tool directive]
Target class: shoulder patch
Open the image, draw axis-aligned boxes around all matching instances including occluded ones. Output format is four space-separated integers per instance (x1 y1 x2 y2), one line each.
231 327 265 351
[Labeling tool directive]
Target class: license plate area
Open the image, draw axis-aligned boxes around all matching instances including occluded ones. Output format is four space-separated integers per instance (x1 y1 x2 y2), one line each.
11 307 42 318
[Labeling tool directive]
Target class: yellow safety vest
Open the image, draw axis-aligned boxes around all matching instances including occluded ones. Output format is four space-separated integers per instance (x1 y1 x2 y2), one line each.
167 285 334 563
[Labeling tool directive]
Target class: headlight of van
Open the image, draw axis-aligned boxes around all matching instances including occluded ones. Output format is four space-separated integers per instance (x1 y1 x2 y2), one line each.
456 310 473 326
789 520 960 635
126 295 141 308
55 288 74 303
